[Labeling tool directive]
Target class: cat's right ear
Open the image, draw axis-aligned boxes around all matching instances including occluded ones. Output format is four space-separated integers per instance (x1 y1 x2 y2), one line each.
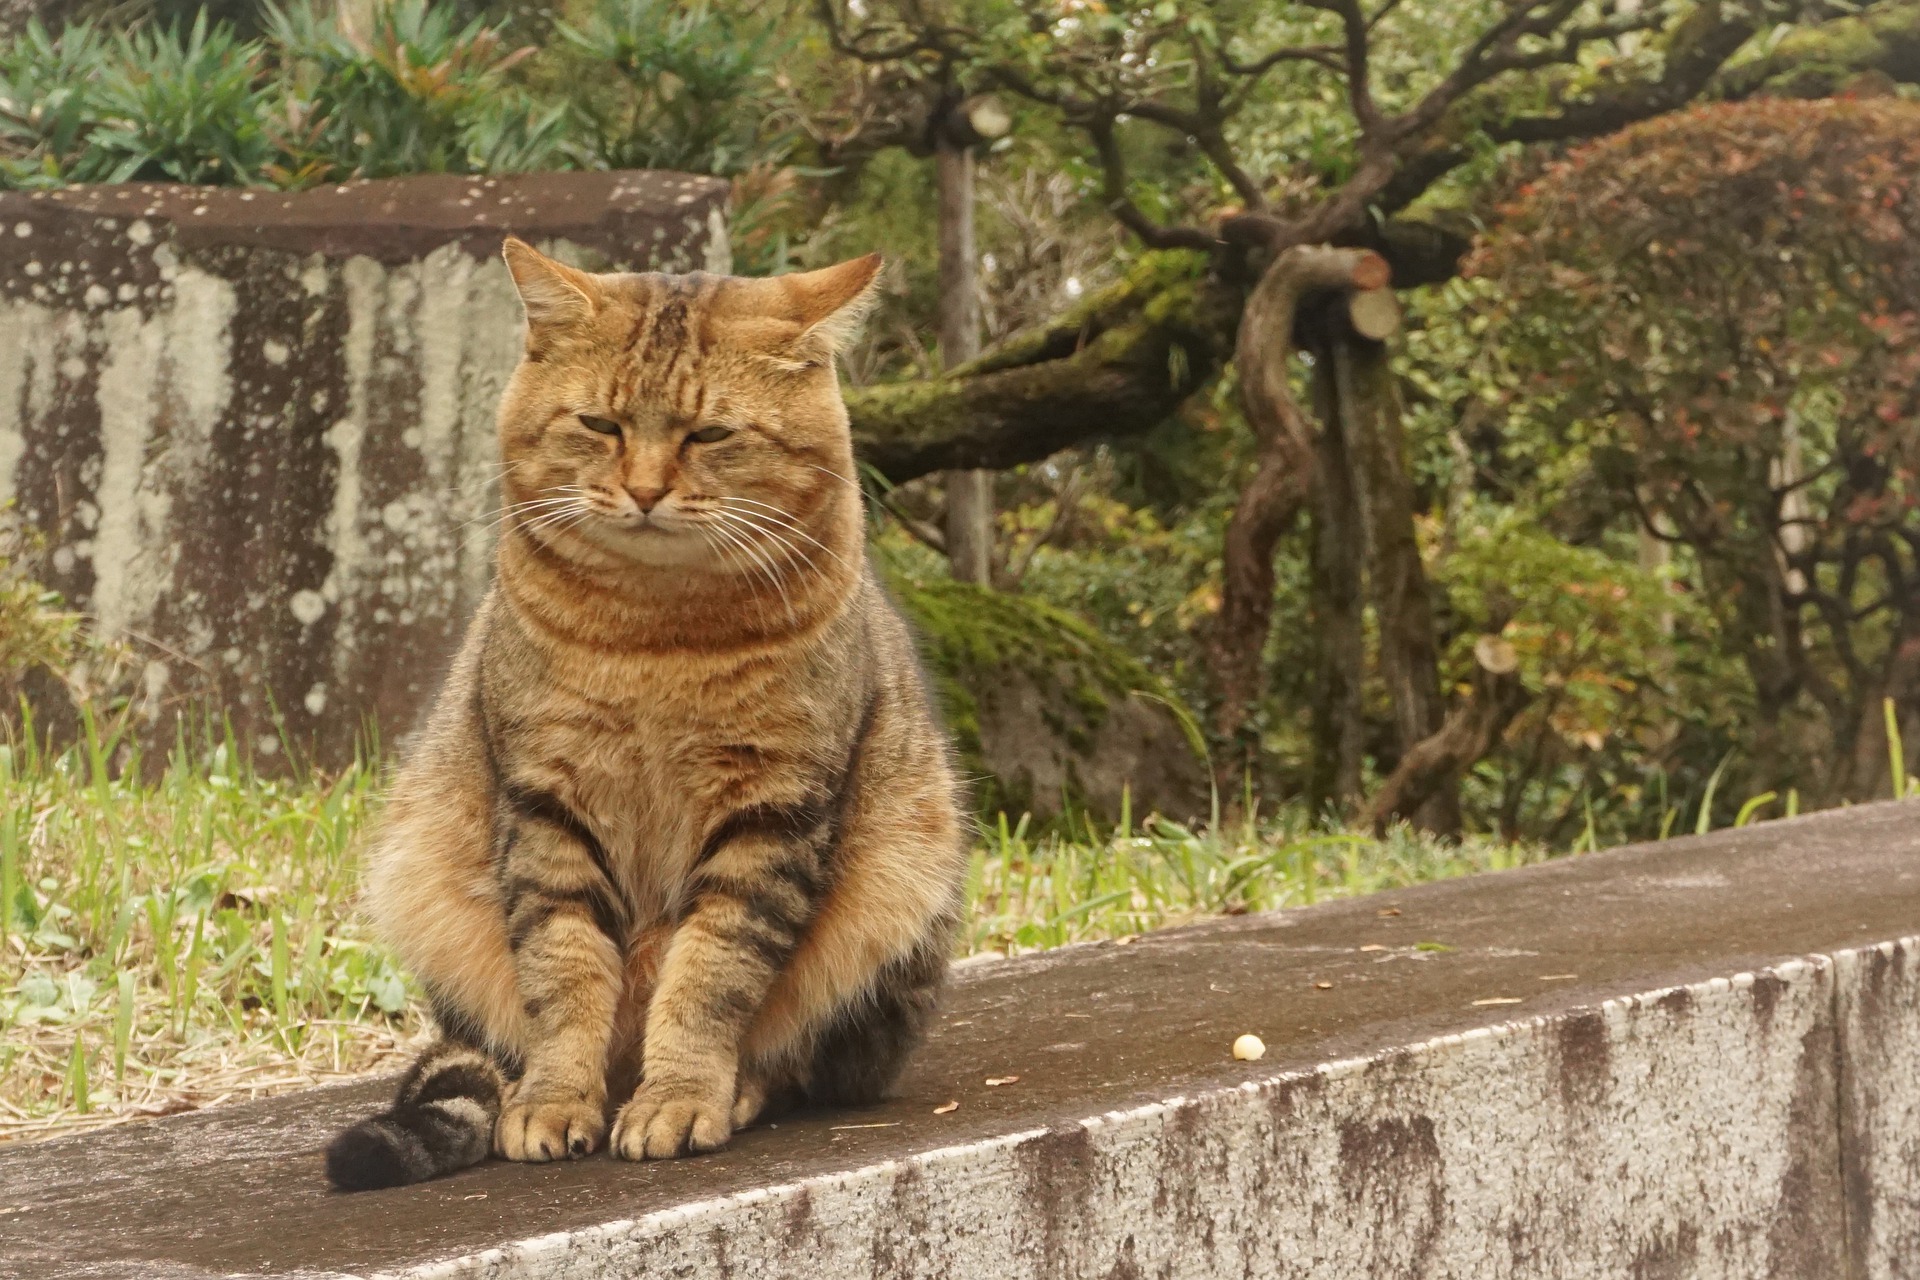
502 237 601 350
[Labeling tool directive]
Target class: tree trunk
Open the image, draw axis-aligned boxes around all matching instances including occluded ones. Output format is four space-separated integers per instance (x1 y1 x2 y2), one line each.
1206 246 1389 744
1329 329 1458 834
1307 345 1367 815
936 139 993 585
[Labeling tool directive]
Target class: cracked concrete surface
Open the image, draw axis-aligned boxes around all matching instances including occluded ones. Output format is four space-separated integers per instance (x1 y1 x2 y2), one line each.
2 802 1919 1277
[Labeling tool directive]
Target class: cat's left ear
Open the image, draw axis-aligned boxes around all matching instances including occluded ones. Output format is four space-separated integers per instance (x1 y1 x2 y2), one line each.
779 253 883 365
502 237 603 351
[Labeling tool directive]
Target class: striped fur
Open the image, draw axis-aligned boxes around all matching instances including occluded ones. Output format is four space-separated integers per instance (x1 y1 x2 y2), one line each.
327 241 968 1189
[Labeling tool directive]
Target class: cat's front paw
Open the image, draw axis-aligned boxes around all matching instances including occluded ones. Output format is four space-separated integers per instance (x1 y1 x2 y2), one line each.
611 1079 733 1160
494 1088 606 1162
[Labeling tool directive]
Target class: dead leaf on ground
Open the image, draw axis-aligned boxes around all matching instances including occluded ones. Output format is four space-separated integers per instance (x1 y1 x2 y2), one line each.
985 1075 1020 1087
1314 981 1333 990
1472 997 1523 1006
933 1100 960 1114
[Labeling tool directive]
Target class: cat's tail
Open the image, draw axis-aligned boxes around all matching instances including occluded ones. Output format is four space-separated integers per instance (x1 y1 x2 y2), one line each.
325 1039 503 1191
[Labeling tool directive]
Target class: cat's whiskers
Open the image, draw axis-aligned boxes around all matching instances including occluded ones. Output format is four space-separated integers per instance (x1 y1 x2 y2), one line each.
808 463 862 494
517 492 601 542
441 457 530 498
462 494 577 533
458 493 586 552
695 526 762 614
698 522 777 619
716 497 854 572
712 515 818 615
712 508 812 583
702 515 796 624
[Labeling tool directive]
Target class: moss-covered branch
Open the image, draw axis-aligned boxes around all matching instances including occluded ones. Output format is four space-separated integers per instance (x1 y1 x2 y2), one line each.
846 252 1241 482
1714 0 1920 97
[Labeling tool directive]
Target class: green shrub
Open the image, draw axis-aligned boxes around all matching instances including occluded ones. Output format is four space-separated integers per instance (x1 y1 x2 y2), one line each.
0 0 794 194
0 20 112 188
89 13 276 185
1462 98 1920 808
264 0 566 184
556 0 786 175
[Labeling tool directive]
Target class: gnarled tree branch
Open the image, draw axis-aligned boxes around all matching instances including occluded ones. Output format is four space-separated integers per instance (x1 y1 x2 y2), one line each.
1206 246 1390 741
1364 652 1532 834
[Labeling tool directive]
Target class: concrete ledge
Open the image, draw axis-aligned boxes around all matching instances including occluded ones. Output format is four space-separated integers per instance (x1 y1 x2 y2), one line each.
4 802 1919 1278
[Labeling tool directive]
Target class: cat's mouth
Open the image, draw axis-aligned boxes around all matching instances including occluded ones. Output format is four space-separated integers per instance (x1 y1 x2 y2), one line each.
584 501 683 535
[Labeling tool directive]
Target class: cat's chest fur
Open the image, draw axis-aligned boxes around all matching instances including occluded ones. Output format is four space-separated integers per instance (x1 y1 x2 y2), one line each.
514 647 827 920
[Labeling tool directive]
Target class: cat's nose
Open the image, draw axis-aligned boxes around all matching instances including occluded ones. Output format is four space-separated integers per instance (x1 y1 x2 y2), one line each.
626 485 669 513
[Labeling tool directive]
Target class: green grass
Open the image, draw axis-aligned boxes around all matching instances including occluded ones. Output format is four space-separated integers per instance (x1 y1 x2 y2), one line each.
964 804 1543 956
0 717 1547 1143
0 717 413 1142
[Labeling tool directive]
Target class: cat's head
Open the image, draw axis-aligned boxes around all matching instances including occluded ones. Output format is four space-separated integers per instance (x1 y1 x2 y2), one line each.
493 237 880 571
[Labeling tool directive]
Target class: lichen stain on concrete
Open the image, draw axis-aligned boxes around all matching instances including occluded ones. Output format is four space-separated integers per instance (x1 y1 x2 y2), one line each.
1765 1019 1846 1278
1748 969 1787 1037
779 1185 815 1253
1334 1114 1446 1273
1628 1221 1700 1280
1264 1069 1327 1123
1553 1007 1612 1110
867 1160 934 1276
1835 935 1920 1279
0 172 729 763
1017 1123 1098 1277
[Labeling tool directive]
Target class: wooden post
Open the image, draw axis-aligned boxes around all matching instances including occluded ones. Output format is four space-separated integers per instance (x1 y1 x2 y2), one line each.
937 136 992 585
934 96 1010 587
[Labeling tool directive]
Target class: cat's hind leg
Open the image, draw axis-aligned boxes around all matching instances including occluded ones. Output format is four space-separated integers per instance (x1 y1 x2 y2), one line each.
734 765 967 1116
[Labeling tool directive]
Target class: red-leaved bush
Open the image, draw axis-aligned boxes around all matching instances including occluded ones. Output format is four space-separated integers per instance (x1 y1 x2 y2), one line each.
1469 97 1920 801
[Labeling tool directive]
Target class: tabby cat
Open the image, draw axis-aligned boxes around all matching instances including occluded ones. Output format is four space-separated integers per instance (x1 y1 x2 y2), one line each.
324 239 967 1190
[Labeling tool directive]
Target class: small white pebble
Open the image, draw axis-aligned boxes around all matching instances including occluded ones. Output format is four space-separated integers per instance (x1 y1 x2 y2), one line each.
1232 1034 1266 1062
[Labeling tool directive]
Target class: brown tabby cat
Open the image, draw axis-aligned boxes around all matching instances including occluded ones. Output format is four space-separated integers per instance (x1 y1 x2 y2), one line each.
325 239 967 1190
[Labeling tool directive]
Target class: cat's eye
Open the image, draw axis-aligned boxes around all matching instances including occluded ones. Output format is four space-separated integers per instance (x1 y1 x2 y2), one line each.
686 425 734 445
577 414 621 435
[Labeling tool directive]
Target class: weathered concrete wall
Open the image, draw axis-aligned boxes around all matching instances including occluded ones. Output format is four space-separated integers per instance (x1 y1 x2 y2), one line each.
5 802 1920 1279
389 955 1862 1279
0 172 729 762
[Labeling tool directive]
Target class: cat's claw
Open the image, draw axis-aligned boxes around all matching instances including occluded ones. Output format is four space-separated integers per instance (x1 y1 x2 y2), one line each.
611 1082 733 1160
494 1093 606 1162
